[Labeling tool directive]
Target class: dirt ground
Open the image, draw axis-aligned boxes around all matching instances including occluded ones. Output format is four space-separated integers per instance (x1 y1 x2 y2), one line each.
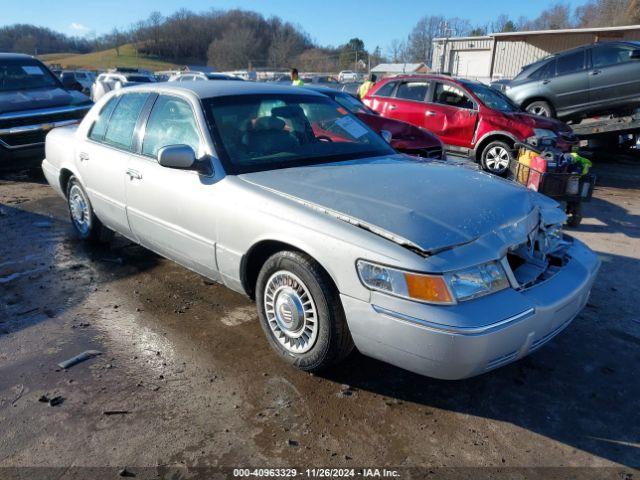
0 160 639 479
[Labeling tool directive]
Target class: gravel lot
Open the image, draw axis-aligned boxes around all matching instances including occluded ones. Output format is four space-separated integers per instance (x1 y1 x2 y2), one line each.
0 160 638 479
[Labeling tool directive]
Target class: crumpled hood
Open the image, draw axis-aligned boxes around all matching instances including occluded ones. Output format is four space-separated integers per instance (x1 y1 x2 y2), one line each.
0 87 90 115
240 155 556 254
503 111 572 133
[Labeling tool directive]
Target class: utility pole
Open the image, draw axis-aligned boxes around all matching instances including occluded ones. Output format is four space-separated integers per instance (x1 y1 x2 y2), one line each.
355 49 358 73
439 21 452 74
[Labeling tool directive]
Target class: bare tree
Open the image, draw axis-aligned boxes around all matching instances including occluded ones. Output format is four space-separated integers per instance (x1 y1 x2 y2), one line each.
207 27 260 70
388 39 408 63
523 3 574 30
406 15 445 66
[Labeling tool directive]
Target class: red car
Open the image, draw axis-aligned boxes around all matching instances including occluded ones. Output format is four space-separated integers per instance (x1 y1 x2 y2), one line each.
363 75 578 175
309 87 444 159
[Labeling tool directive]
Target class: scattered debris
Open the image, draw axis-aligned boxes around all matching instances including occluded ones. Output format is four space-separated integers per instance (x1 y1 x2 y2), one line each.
17 307 39 316
57 350 101 369
103 410 130 416
12 384 25 406
118 467 135 477
287 439 299 447
39 395 64 407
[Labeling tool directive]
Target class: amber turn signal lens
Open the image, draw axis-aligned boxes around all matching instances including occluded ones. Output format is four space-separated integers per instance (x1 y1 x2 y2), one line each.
404 273 453 304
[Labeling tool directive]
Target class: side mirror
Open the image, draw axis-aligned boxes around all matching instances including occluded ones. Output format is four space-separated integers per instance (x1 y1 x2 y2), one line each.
631 49 640 59
380 130 392 143
158 145 196 170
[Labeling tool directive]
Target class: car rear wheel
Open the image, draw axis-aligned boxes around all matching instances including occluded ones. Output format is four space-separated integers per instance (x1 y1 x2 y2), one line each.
480 141 514 176
66 176 112 242
256 250 354 372
525 100 554 118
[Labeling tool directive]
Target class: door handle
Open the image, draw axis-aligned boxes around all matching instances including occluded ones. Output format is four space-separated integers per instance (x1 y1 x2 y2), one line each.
589 69 601 76
425 110 437 116
388 104 397 111
78 152 89 162
126 169 142 180
542 79 551 85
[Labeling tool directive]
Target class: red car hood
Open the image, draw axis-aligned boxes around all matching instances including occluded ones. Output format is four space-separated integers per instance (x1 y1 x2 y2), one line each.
355 112 442 151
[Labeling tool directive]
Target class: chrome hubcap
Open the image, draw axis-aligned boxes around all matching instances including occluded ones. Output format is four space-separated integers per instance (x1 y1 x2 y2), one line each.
528 104 550 117
264 271 318 354
69 184 91 234
485 146 510 173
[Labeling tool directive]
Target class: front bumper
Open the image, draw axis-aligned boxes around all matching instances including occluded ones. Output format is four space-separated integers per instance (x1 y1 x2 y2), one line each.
341 238 600 380
0 143 45 171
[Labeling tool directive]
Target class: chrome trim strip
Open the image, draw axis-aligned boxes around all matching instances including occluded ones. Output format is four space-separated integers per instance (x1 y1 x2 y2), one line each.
0 120 80 150
372 304 536 335
0 119 79 136
0 104 90 121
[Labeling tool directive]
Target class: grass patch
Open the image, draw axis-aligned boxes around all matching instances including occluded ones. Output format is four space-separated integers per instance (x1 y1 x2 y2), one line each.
38 44 179 71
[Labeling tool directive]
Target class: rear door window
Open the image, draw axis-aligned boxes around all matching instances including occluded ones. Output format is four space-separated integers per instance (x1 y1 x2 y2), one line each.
373 81 397 97
102 92 149 150
556 50 586 76
394 81 429 102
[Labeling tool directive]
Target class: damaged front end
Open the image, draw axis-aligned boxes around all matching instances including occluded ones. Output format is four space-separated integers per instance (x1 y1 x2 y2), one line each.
505 221 572 289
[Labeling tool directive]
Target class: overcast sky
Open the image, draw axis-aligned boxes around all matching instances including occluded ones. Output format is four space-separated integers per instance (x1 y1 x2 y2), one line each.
4 0 585 50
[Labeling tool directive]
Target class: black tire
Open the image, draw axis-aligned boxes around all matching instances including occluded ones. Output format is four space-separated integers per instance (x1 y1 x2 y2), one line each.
65 176 113 242
480 140 514 176
256 250 354 372
525 100 555 118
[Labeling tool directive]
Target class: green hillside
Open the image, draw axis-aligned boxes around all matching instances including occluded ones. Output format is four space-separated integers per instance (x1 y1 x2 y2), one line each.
39 44 180 71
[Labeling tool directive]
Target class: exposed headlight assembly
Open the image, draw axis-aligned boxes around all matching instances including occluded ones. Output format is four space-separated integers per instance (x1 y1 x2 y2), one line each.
356 260 509 305
533 128 558 139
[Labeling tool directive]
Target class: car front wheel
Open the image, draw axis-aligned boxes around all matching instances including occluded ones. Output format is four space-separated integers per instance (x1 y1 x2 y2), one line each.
256 251 354 372
480 141 514 176
66 176 112 242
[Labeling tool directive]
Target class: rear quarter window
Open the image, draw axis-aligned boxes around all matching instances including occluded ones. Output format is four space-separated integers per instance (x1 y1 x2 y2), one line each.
88 96 119 141
372 81 397 97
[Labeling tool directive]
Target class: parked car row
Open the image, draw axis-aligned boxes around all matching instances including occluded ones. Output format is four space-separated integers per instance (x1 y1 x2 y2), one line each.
40 81 600 380
0 53 92 171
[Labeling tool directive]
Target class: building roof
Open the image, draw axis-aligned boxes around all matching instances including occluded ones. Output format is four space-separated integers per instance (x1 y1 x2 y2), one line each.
371 63 427 73
434 24 640 42
493 24 640 37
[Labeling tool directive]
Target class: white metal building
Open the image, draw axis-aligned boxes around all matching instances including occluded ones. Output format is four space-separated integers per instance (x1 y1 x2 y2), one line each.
431 24 640 83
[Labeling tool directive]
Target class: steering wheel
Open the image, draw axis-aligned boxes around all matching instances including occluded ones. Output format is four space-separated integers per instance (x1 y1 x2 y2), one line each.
316 135 334 143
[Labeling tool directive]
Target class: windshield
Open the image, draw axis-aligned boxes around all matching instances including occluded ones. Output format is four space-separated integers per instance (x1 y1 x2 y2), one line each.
0 59 59 92
463 81 520 112
205 94 394 173
331 93 372 115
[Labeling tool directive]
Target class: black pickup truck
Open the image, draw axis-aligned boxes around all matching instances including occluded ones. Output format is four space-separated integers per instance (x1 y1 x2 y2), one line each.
0 53 92 171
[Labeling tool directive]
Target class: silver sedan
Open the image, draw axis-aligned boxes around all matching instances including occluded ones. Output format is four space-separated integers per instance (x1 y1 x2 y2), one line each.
42 81 600 379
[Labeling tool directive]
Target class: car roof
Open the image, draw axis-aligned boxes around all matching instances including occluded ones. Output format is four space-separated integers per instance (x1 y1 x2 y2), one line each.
125 80 327 99
378 73 467 85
